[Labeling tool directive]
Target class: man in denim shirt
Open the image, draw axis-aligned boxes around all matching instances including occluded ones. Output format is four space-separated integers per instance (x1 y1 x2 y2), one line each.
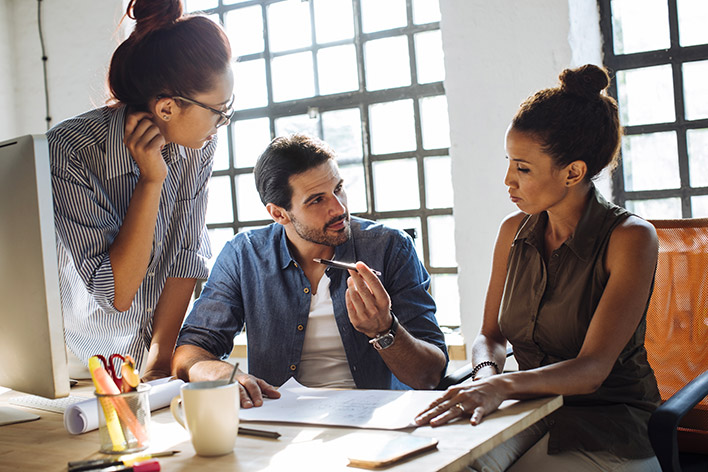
174 134 448 408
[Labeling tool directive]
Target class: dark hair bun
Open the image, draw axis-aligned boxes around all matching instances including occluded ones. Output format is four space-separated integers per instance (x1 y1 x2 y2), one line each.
559 64 610 99
127 0 183 41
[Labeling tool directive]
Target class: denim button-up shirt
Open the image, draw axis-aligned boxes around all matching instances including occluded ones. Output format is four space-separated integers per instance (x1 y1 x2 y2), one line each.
177 216 448 389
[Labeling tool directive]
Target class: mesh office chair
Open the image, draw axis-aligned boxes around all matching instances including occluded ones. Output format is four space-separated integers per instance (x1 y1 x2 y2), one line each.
646 218 708 472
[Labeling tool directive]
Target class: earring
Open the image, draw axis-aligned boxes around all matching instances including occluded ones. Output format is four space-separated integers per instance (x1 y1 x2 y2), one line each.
163 115 169 120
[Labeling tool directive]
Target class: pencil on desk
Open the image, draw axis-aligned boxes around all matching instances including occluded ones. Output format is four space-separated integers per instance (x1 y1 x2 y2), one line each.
238 426 280 439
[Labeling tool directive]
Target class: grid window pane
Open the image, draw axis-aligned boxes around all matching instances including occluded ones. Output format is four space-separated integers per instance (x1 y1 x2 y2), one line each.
339 164 367 214
213 126 230 171
377 217 423 260
232 118 271 169
360 0 407 34
206 228 235 270
413 0 441 25
616 65 675 126
677 0 708 47
369 100 416 154
321 108 363 163
364 37 411 91
318 45 359 96
692 195 708 217
424 156 453 209
274 114 319 138
373 159 420 211
267 1 312 53
431 274 460 327
682 60 708 120
420 95 450 149
224 6 264 57
415 30 445 84
622 132 680 191
625 198 682 219
610 0 670 54
206 176 233 224
185 0 218 12
428 215 456 267
313 0 354 43
234 59 268 111
687 129 708 187
272 52 315 103
235 174 269 221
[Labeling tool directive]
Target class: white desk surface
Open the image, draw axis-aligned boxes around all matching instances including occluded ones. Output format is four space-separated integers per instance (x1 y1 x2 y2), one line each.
0 381 562 472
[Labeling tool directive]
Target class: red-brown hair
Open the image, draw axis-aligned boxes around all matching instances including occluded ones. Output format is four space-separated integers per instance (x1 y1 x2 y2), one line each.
108 0 231 110
511 65 621 180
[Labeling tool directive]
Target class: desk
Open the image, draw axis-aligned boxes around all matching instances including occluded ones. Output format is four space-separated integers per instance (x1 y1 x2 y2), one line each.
0 383 561 472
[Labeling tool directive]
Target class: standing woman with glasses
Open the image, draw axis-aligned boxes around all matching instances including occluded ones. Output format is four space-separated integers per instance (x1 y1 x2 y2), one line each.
47 0 233 381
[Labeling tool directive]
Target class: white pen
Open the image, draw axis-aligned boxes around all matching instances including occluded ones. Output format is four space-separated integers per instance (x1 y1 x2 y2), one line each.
313 258 382 276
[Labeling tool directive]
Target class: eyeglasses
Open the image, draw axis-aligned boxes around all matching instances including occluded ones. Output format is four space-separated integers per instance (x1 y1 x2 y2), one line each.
165 94 235 128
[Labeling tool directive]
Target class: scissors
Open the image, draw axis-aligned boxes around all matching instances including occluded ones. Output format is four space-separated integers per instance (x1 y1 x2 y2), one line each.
94 354 126 390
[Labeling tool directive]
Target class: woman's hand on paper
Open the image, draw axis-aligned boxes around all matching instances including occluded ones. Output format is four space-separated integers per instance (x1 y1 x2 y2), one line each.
414 379 505 427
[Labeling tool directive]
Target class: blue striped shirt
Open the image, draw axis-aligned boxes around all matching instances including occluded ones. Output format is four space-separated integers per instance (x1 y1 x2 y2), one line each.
47 106 214 371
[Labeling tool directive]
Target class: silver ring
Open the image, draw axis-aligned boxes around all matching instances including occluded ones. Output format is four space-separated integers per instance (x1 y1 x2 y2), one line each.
455 402 465 413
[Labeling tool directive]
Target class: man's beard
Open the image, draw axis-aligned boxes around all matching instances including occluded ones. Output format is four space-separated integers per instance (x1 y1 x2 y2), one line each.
289 212 351 247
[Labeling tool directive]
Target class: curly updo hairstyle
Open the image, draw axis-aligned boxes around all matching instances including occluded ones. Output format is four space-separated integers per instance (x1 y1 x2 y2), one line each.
511 64 621 180
108 0 231 111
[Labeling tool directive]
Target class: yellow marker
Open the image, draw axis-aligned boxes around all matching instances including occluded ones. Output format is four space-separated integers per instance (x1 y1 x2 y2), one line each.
89 356 127 452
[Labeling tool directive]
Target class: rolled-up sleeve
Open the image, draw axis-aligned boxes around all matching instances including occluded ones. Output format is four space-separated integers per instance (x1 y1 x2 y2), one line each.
168 155 213 281
177 240 244 357
387 234 449 361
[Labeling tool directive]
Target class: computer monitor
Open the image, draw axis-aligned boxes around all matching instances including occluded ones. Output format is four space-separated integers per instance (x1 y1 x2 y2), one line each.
0 134 70 407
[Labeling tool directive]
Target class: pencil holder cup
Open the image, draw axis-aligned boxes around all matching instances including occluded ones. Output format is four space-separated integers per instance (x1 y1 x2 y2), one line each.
95 383 151 454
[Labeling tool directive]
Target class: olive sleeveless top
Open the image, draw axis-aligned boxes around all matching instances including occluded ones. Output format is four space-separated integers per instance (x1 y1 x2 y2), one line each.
499 187 660 458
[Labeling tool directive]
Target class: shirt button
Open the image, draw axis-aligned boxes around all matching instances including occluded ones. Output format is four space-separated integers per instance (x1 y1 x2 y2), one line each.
147 307 153 313
297 324 304 331
157 242 162 247
289 364 297 371
294 263 298 268
148 272 155 277
303 287 310 294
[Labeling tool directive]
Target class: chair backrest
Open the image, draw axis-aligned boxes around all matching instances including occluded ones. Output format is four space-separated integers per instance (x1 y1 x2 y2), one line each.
646 218 708 451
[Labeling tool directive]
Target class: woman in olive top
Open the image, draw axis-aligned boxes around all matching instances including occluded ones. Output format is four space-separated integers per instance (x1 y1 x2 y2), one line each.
416 65 661 471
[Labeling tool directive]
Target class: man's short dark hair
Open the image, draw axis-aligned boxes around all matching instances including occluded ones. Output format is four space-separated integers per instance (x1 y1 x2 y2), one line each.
254 134 337 210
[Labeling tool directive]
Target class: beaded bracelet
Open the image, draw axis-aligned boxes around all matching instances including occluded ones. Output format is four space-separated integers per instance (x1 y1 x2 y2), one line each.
471 360 500 380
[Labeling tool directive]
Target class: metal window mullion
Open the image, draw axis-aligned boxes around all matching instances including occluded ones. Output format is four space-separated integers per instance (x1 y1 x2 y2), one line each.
351 0 375 216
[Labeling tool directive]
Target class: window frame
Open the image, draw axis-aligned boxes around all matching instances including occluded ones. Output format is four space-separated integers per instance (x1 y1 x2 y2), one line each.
189 0 458 325
598 0 708 217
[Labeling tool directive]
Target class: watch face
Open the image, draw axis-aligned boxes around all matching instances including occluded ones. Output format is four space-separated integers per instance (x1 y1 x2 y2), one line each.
376 333 395 350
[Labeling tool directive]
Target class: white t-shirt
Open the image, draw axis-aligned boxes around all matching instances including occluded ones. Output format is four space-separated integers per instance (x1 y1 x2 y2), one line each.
296 274 356 388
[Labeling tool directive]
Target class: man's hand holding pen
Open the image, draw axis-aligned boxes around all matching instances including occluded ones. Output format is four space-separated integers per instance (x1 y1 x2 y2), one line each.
344 261 394 339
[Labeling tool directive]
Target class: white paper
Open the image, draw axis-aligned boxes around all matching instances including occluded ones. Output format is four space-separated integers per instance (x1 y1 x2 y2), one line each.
239 378 442 430
63 378 184 434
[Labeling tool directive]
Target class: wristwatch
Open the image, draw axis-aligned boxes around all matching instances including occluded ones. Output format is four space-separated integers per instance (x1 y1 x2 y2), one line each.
369 312 399 351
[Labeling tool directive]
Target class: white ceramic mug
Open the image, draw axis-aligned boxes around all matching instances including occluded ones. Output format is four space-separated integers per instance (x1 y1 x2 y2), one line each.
170 380 240 456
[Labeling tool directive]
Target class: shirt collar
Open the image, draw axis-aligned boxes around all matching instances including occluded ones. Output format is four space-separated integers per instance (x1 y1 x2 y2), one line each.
514 185 614 262
106 106 185 180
